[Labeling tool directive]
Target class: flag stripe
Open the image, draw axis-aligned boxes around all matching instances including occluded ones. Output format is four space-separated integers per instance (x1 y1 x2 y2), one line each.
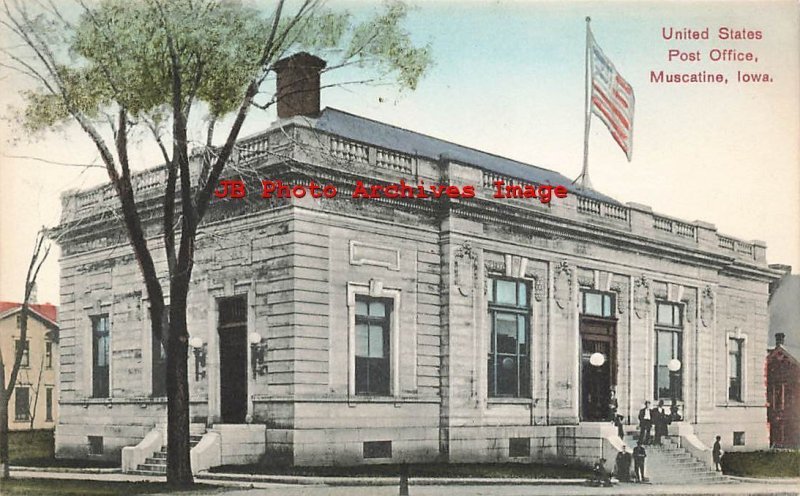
613 90 629 109
592 83 631 130
592 97 628 141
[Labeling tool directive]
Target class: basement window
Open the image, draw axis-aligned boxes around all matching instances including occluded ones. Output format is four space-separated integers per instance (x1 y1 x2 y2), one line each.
733 431 745 446
88 436 104 455
509 437 531 458
363 440 392 459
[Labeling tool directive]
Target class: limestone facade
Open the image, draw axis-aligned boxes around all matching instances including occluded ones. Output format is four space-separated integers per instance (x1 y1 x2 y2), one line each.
54 111 778 465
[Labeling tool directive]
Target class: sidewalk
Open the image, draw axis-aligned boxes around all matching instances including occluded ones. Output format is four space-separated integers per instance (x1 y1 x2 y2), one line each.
9 466 800 495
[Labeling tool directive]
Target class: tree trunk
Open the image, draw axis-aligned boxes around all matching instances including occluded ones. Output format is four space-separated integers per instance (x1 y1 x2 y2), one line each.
0 363 9 479
166 280 193 486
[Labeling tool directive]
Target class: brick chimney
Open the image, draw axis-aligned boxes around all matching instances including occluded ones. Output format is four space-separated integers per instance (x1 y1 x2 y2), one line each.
775 332 785 347
274 52 327 119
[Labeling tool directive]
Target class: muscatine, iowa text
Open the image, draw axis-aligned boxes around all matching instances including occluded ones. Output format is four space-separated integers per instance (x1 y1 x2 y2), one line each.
214 179 569 204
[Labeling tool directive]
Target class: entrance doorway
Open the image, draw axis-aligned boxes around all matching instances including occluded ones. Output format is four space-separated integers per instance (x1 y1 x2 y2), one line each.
218 297 248 424
580 318 617 422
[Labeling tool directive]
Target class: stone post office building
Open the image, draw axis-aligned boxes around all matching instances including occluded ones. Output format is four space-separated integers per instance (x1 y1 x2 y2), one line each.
54 53 779 471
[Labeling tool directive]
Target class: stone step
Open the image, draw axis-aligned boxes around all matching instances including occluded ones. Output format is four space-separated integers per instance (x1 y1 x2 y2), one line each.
128 470 166 477
136 463 167 473
144 457 167 466
152 451 167 460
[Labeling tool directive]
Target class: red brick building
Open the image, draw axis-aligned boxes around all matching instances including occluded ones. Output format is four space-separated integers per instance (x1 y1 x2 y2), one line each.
767 333 800 448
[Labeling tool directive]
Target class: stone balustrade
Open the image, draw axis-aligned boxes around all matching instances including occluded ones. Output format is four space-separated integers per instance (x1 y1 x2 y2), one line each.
61 121 765 264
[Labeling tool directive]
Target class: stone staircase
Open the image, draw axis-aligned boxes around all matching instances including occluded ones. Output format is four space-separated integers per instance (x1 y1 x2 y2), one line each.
630 433 736 485
129 425 206 476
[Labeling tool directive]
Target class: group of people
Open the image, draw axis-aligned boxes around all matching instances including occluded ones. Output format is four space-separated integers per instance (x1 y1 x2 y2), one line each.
638 399 678 445
599 397 685 484
607 443 648 483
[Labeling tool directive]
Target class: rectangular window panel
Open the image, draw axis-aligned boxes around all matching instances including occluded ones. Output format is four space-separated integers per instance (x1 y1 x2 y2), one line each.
582 291 615 318
584 292 602 316
355 324 369 356
368 324 385 358
656 301 682 327
88 436 104 455
656 303 671 326
733 431 745 446
495 280 517 305
45 341 53 368
488 278 531 398
509 437 531 457
655 328 683 400
729 338 743 402
14 387 30 421
218 297 247 326
46 387 53 421
92 315 110 398
354 297 391 396
363 441 392 459
15 340 30 368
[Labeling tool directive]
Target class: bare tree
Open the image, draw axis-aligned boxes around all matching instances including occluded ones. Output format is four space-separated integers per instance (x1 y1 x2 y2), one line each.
0 229 51 479
1 0 430 485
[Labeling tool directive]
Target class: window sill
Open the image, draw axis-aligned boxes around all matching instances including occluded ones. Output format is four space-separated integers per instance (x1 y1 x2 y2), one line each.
488 397 534 406
717 401 760 408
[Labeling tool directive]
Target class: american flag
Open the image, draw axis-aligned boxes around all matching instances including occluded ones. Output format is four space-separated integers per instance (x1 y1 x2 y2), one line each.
589 30 635 161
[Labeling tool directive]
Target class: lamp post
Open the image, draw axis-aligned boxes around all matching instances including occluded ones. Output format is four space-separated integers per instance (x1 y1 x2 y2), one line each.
668 358 682 421
189 336 206 381
249 332 263 377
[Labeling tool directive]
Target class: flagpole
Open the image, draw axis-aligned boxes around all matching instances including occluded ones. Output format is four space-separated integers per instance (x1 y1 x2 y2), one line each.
574 16 594 190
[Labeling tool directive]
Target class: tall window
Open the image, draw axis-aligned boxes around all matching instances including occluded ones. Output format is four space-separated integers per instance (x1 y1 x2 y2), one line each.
487 278 530 398
152 306 168 397
729 338 743 402
355 297 391 395
91 315 110 398
15 387 30 422
46 387 54 422
582 290 615 318
15 340 30 368
45 341 53 368
654 301 683 400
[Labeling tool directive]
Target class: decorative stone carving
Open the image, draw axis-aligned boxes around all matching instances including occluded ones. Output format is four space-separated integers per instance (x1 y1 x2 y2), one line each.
484 259 505 275
554 260 572 310
454 242 478 297
653 281 668 300
682 288 696 324
609 280 627 315
577 268 594 289
528 270 546 302
633 275 650 319
701 286 714 327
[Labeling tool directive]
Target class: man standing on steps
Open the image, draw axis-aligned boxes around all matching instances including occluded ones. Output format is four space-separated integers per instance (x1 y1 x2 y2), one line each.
615 445 633 482
633 440 647 483
638 401 652 445
712 435 723 472
653 400 668 445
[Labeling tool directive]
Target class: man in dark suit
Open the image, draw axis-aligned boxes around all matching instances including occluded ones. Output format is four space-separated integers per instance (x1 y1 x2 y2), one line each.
653 400 668 445
633 440 647 482
638 401 652 445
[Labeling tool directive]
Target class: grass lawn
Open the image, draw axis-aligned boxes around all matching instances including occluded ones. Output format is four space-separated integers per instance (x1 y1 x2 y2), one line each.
211 461 591 479
7 430 116 468
0 480 226 496
722 450 800 478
